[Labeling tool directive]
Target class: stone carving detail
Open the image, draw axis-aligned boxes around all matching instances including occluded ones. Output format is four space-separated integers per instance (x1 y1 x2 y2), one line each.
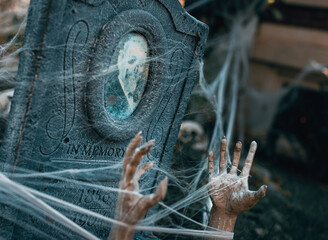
0 0 209 238
147 48 185 160
76 0 105 7
40 20 89 155
138 0 147 8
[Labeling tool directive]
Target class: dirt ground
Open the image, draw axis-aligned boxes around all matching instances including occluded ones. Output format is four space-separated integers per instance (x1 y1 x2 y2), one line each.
235 158 328 240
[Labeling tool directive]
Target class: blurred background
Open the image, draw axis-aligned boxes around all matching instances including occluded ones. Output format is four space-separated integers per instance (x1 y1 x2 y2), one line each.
1 0 327 239
177 0 328 239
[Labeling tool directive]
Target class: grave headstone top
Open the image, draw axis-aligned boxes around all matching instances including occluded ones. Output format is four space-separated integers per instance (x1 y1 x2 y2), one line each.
0 0 208 238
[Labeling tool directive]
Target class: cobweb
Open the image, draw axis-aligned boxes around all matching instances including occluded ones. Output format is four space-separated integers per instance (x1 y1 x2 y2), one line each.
0 0 291 239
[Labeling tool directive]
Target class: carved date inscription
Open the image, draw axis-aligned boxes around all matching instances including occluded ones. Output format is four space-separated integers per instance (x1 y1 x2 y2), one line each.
73 188 117 230
78 188 116 205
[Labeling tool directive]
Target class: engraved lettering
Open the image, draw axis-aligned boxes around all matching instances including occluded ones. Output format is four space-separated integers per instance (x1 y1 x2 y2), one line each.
67 144 72 154
66 143 125 158
78 188 115 205
121 148 126 158
82 145 92 155
107 147 114 157
71 144 81 155
98 146 107 156
92 146 98 155
115 148 121 157
85 189 94 203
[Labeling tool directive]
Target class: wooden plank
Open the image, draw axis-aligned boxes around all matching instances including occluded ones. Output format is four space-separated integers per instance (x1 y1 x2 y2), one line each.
283 0 328 8
249 62 323 92
249 62 286 92
251 23 328 69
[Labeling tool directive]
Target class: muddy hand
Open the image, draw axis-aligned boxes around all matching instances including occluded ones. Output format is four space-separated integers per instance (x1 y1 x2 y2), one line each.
109 132 168 240
208 137 267 234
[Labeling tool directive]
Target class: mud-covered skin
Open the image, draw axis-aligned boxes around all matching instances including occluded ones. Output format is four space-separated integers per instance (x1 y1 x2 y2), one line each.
208 137 267 236
109 132 168 240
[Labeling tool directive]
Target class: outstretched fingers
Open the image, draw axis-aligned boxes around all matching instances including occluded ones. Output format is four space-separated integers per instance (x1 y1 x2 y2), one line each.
230 141 242 175
144 177 168 208
243 185 267 209
257 185 268 199
122 132 143 176
219 136 227 174
125 140 155 184
240 141 257 177
208 151 215 179
135 162 154 182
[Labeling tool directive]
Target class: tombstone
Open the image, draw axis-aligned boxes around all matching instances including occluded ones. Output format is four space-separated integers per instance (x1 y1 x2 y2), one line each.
0 0 208 239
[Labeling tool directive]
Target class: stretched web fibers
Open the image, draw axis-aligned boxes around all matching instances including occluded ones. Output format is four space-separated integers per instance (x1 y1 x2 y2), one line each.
0 1 273 240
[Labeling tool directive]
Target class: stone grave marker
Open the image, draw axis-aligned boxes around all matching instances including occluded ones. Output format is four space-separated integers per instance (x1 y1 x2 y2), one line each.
0 0 208 238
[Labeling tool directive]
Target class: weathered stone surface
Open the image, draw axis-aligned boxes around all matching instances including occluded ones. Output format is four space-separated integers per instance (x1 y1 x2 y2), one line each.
0 0 208 239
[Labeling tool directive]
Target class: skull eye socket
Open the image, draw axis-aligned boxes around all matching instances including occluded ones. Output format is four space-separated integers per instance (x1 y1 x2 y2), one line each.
104 33 149 120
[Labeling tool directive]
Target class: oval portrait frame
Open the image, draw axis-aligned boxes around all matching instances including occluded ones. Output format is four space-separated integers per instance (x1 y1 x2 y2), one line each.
86 10 167 141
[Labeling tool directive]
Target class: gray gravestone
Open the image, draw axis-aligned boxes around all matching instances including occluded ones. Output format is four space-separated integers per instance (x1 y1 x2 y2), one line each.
0 0 208 239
